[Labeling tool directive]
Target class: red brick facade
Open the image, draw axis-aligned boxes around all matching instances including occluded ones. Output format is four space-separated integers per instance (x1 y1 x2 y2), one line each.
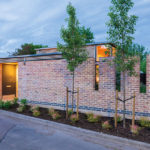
17 55 150 118
0 64 2 99
0 45 150 118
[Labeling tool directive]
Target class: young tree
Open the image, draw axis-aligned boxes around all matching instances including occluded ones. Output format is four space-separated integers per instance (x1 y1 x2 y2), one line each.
107 0 138 128
79 26 94 43
57 3 91 110
10 43 48 56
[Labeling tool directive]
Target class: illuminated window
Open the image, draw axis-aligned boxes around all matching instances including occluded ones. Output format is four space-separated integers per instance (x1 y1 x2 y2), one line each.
96 45 115 61
95 65 99 90
95 45 115 90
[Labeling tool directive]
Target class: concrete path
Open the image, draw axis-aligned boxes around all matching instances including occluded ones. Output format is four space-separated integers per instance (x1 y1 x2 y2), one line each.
0 118 14 142
0 111 149 150
0 115 110 150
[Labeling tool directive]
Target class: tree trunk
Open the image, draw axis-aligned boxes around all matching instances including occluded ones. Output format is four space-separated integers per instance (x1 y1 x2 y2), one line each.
72 71 75 111
122 71 126 128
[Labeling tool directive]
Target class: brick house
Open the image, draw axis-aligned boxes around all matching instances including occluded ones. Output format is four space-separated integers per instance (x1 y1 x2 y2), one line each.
0 42 150 118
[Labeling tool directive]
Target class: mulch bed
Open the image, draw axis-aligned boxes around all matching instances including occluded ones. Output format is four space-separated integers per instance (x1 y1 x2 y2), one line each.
1 104 150 144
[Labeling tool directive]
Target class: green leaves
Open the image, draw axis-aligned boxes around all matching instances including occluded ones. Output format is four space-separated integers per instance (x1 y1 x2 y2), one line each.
11 43 48 56
57 3 93 72
79 26 94 43
107 0 138 75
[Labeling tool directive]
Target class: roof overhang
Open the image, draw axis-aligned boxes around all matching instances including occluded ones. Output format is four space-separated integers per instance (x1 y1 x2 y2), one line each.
0 52 62 63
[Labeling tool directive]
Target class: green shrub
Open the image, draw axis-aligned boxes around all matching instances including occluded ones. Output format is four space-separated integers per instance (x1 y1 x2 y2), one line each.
139 117 150 128
48 107 55 116
20 99 27 105
48 108 61 120
113 115 122 123
51 112 61 120
102 121 112 130
130 125 141 135
68 109 73 116
70 114 79 123
33 110 40 117
0 100 4 109
3 101 12 109
12 97 18 105
86 113 100 123
86 113 93 118
30 105 39 112
17 105 25 113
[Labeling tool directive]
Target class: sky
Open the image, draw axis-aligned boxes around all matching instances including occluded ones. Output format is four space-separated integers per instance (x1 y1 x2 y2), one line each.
0 0 150 57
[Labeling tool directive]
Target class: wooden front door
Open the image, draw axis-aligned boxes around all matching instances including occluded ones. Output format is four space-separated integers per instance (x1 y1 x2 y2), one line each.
2 64 16 95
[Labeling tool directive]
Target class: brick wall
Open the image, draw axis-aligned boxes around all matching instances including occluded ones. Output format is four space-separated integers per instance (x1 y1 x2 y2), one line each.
18 57 116 116
117 56 150 118
98 57 116 113
118 58 141 114
0 64 2 99
17 55 150 118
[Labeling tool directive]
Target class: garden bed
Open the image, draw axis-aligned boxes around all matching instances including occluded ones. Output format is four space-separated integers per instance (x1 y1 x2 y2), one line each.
1 103 150 144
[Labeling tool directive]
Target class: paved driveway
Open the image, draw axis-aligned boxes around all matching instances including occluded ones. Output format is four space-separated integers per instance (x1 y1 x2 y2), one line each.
0 115 110 150
0 113 149 150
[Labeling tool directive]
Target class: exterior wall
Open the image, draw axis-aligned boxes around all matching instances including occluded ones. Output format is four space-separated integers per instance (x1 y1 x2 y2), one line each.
18 55 150 118
36 48 57 54
18 60 68 104
36 45 95 58
18 57 116 116
86 45 95 57
0 64 2 99
98 57 116 113
118 58 140 113
118 56 150 118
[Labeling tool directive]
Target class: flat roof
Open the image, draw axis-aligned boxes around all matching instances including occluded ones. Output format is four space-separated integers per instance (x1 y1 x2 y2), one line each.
0 52 62 63
36 42 115 51
0 52 62 59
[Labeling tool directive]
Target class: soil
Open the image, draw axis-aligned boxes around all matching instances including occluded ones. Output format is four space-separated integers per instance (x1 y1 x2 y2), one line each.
1 104 150 144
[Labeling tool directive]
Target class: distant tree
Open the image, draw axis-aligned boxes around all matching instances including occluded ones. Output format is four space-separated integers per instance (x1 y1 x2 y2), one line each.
11 43 48 56
57 3 90 110
129 44 149 73
107 0 138 128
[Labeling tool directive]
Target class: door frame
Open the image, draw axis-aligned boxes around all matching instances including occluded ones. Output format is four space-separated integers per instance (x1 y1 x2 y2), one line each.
2 63 18 97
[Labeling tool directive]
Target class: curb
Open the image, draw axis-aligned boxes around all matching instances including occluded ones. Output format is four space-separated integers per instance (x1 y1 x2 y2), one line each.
0 109 150 149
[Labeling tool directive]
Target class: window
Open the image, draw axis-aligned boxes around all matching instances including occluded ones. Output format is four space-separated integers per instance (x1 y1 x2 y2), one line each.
140 58 146 93
96 45 115 61
95 45 115 90
116 71 121 91
95 65 99 90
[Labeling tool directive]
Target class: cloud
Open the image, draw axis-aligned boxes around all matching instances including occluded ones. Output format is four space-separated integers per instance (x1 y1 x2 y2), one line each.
0 0 150 57
0 38 21 55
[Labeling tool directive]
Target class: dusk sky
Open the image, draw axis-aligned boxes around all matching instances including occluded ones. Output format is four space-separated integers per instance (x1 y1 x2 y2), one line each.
0 0 150 57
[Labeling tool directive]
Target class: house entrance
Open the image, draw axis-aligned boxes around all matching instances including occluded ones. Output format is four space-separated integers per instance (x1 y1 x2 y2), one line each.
2 64 17 96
